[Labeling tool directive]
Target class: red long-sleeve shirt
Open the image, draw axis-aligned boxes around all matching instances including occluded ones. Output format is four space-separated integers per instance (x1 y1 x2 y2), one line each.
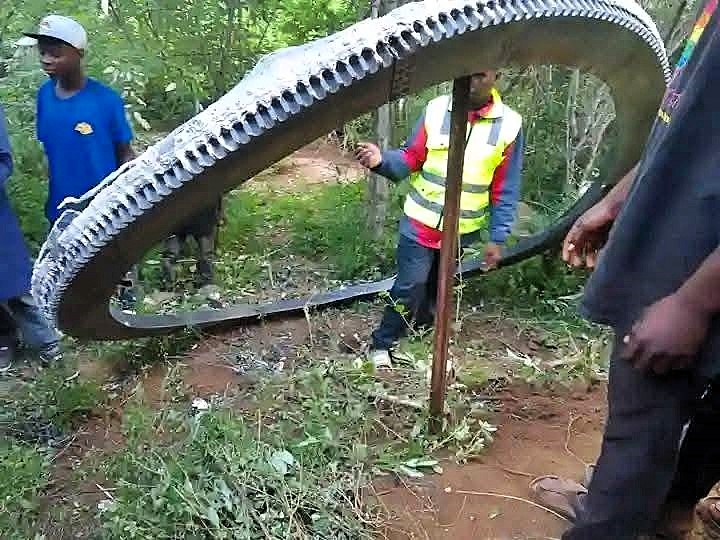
373 96 524 249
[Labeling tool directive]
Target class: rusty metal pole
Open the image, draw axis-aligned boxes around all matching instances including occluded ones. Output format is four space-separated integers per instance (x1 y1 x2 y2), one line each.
429 76 471 431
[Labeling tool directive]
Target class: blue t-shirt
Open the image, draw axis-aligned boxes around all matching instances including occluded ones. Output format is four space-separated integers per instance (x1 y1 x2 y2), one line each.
36 77 133 222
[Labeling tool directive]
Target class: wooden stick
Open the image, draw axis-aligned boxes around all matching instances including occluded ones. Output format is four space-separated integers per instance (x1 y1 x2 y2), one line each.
430 76 471 431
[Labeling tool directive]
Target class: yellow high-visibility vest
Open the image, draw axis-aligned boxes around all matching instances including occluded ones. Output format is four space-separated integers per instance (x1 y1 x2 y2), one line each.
403 88 522 235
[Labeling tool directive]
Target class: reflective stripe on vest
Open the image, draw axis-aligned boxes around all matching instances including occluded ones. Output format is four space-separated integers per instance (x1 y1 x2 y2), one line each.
407 187 486 219
420 171 490 194
403 90 522 235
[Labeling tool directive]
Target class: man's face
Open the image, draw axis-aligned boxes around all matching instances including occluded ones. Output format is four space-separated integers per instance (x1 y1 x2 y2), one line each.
469 70 498 104
37 38 81 79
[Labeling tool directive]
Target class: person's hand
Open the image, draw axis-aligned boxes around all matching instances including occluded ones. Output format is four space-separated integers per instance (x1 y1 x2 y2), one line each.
483 242 502 269
562 202 615 268
355 142 382 169
621 293 710 374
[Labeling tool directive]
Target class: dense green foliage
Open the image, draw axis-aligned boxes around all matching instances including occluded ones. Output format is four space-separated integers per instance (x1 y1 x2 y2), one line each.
0 0 364 248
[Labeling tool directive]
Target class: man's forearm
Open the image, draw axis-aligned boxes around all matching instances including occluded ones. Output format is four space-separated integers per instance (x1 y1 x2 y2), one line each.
602 163 638 219
676 247 720 316
116 143 135 165
372 150 411 183
372 113 427 182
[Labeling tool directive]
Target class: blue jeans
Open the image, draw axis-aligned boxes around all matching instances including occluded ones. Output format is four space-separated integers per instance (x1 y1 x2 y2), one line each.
372 234 440 350
0 294 59 350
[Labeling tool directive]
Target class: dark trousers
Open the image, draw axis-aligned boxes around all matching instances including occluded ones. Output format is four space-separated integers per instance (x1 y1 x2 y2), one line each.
161 233 216 285
0 305 14 345
161 201 221 286
0 295 59 350
372 234 440 350
563 339 720 539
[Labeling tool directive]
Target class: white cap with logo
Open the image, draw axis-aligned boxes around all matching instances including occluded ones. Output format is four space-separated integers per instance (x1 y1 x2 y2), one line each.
23 15 88 51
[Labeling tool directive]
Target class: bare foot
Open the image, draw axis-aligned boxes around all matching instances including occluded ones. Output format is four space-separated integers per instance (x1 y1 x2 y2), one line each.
691 496 720 539
697 499 720 526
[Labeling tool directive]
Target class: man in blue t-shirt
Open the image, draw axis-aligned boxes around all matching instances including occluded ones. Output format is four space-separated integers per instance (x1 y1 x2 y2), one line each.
25 15 134 222
25 15 137 305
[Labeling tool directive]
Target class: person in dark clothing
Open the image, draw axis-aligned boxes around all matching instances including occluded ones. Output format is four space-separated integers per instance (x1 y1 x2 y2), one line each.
0 105 61 371
532 2 720 538
356 71 524 368
161 200 222 287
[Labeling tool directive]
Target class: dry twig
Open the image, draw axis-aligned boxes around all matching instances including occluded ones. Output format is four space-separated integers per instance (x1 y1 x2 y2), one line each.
454 489 570 522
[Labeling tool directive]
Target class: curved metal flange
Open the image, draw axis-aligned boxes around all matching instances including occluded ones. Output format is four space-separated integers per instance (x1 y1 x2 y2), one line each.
32 0 669 340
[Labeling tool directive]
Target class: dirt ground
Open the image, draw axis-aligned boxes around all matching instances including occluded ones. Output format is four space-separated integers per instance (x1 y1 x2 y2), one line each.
375 385 604 540
36 140 607 539
175 347 607 540
54 309 606 540
251 136 365 191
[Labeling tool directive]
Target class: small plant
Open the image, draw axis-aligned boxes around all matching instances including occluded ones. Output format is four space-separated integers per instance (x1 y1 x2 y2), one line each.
0 440 49 538
83 330 202 373
0 367 104 442
103 401 379 539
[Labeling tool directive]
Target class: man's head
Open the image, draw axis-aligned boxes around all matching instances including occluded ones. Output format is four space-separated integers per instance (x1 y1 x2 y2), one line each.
469 70 500 106
24 15 87 79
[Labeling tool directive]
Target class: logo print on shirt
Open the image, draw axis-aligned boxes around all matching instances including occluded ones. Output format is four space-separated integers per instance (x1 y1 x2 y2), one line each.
74 122 94 135
658 0 718 124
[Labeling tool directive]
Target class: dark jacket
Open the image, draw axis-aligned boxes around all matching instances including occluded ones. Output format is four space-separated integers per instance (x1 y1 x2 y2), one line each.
0 106 33 301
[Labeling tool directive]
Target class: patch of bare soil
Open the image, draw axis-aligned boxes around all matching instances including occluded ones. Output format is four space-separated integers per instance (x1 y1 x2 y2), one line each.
39 402 125 539
41 299 606 540
117 307 374 408
375 384 606 540
99 310 605 540
251 137 364 191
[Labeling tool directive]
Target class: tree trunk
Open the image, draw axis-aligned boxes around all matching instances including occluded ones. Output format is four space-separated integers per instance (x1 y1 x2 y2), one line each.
564 68 580 192
368 106 391 239
366 0 397 240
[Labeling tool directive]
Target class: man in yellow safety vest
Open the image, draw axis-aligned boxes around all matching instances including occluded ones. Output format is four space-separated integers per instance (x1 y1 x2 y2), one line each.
356 71 524 368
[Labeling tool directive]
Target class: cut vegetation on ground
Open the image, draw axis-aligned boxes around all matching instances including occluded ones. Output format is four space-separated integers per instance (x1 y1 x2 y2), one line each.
1 141 609 540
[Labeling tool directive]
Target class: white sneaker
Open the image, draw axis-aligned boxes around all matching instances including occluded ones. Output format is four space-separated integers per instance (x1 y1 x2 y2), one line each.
368 349 392 370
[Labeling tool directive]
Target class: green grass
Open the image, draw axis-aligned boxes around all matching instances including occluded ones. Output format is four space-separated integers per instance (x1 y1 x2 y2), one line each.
457 253 610 388
463 254 599 338
76 329 202 374
0 440 50 539
138 180 403 310
98 359 494 539
0 366 103 539
0 160 611 537
219 181 401 281
0 367 104 439
104 408 377 539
